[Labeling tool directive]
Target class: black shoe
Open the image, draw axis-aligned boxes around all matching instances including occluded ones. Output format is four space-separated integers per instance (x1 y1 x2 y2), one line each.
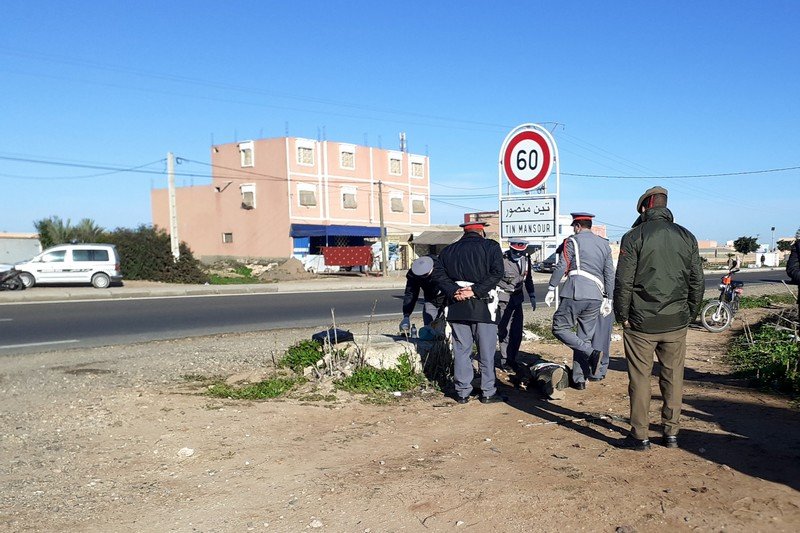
663 435 678 449
589 350 603 377
479 394 508 404
454 395 470 404
570 381 586 390
616 435 651 451
588 375 605 382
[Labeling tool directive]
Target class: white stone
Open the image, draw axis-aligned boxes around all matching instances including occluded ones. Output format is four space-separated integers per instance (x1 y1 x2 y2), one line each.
177 448 194 458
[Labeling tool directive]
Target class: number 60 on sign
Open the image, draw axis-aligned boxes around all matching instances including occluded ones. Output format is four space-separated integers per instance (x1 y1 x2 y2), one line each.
502 130 553 190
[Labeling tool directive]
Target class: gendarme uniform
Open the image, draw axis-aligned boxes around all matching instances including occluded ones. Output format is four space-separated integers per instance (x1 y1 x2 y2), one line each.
496 238 536 371
548 212 615 387
432 221 505 403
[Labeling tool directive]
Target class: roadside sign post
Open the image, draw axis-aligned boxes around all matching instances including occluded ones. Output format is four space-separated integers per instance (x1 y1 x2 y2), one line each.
498 123 560 262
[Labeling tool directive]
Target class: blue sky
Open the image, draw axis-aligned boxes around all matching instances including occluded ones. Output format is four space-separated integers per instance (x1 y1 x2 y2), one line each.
1 1 798 244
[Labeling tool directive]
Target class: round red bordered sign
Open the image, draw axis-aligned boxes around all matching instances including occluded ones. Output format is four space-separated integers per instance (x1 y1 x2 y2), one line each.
503 130 553 190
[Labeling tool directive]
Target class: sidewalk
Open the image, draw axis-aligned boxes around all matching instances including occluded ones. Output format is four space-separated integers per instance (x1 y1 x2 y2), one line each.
0 267 783 304
0 272 410 303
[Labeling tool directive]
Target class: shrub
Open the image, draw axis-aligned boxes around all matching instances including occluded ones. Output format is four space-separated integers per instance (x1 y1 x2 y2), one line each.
336 354 424 393
101 225 208 284
281 340 324 371
739 294 797 309
725 315 799 395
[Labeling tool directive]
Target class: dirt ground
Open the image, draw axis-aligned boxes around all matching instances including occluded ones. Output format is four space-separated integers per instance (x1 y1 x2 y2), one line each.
2 299 799 532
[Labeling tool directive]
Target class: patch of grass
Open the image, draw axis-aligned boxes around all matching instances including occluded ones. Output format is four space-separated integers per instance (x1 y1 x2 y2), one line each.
296 393 339 402
281 340 324 371
739 293 797 309
208 274 264 285
525 320 557 342
204 377 299 399
336 354 424 393
725 315 799 395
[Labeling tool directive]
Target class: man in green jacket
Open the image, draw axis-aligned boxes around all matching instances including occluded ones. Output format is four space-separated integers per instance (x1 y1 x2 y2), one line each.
613 186 704 451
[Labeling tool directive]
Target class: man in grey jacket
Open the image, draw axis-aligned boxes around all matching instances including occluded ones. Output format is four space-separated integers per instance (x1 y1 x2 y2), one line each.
496 238 536 373
545 213 615 389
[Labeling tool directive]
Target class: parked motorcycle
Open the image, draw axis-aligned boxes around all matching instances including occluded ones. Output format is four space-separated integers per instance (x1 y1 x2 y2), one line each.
0 267 26 291
700 268 743 332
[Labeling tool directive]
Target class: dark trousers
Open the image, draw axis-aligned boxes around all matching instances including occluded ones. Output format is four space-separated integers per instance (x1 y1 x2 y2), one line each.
496 295 524 367
623 327 687 440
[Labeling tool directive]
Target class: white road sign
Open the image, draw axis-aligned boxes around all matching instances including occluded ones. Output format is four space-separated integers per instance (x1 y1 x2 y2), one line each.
500 197 556 238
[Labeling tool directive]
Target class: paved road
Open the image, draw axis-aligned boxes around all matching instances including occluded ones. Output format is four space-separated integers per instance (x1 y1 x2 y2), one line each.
0 268 790 356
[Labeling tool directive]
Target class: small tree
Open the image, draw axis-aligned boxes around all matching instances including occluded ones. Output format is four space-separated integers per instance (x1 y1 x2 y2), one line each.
777 240 794 252
733 236 759 255
33 216 107 248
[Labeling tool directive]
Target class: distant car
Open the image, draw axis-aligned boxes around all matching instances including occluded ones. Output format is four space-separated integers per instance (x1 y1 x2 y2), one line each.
14 243 123 289
535 253 558 273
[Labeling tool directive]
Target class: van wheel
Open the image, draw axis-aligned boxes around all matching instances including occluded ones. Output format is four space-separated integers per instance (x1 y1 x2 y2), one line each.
19 272 35 288
92 273 111 289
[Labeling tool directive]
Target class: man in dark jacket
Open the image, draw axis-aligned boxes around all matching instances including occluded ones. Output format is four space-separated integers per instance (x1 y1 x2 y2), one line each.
614 186 704 451
785 228 800 315
400 255 444 332
433 221 505 404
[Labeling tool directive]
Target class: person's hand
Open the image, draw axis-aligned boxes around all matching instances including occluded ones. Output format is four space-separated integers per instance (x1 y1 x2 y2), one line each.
600 298 612 317
399 316 410 332
455 286 474 301
544 288 555 307
529 296 537 311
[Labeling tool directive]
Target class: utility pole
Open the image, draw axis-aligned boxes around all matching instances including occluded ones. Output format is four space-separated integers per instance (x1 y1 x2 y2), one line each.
167 152 180 261
377 181 388 276
771 226 775 252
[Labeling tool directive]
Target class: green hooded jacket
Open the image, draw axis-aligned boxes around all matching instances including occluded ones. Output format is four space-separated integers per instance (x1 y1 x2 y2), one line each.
613 207 705 333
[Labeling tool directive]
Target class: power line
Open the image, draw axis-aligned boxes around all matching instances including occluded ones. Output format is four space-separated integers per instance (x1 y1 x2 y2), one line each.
563 165 800 179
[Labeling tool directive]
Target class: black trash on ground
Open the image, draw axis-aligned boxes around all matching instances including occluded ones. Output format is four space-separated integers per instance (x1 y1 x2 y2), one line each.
311 328 354 345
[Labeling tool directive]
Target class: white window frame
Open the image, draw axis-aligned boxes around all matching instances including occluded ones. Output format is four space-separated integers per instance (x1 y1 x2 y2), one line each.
410 156 425 179
389 191 404 213
339 143 356 170
296 139 315 167
240 183 256 209
297 183 318 207
239 141 254 168
341 186 358 210
388 151 403 176
411 194 427 214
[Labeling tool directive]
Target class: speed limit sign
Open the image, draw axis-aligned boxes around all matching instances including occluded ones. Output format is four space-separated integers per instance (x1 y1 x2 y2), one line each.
502 130 553 190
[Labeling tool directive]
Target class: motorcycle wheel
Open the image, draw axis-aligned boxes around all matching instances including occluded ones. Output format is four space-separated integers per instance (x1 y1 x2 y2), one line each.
701 301 733 332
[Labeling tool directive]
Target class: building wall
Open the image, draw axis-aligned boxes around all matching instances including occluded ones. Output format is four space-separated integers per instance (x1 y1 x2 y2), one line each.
0 233 41 264
152 137 430 261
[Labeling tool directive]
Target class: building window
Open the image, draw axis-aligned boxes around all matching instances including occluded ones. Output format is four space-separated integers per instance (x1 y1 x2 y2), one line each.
239 141 254 168
389 157 402 175
342 186 357 209
411 161 424 178
297 140 315 166
411 195 426 214
339 144 355 170
222 233 233 243
298 183 317 207
240 183 256 209
390 192 404 213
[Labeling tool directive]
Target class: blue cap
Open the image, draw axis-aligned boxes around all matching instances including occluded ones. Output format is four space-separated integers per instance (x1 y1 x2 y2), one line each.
411 256 434 276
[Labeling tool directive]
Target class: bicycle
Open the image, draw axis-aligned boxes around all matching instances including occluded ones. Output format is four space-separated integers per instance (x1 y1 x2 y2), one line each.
700 268 744 332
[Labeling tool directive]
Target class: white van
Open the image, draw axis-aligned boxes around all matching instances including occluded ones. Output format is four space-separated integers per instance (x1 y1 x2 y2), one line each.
15 243 123 289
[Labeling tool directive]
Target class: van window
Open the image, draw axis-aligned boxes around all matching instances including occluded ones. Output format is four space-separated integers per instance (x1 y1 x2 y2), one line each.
73 249 110 262
41 250 66 263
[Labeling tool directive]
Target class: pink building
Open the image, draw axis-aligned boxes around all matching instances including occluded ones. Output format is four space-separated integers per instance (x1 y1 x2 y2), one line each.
152 137 431 261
